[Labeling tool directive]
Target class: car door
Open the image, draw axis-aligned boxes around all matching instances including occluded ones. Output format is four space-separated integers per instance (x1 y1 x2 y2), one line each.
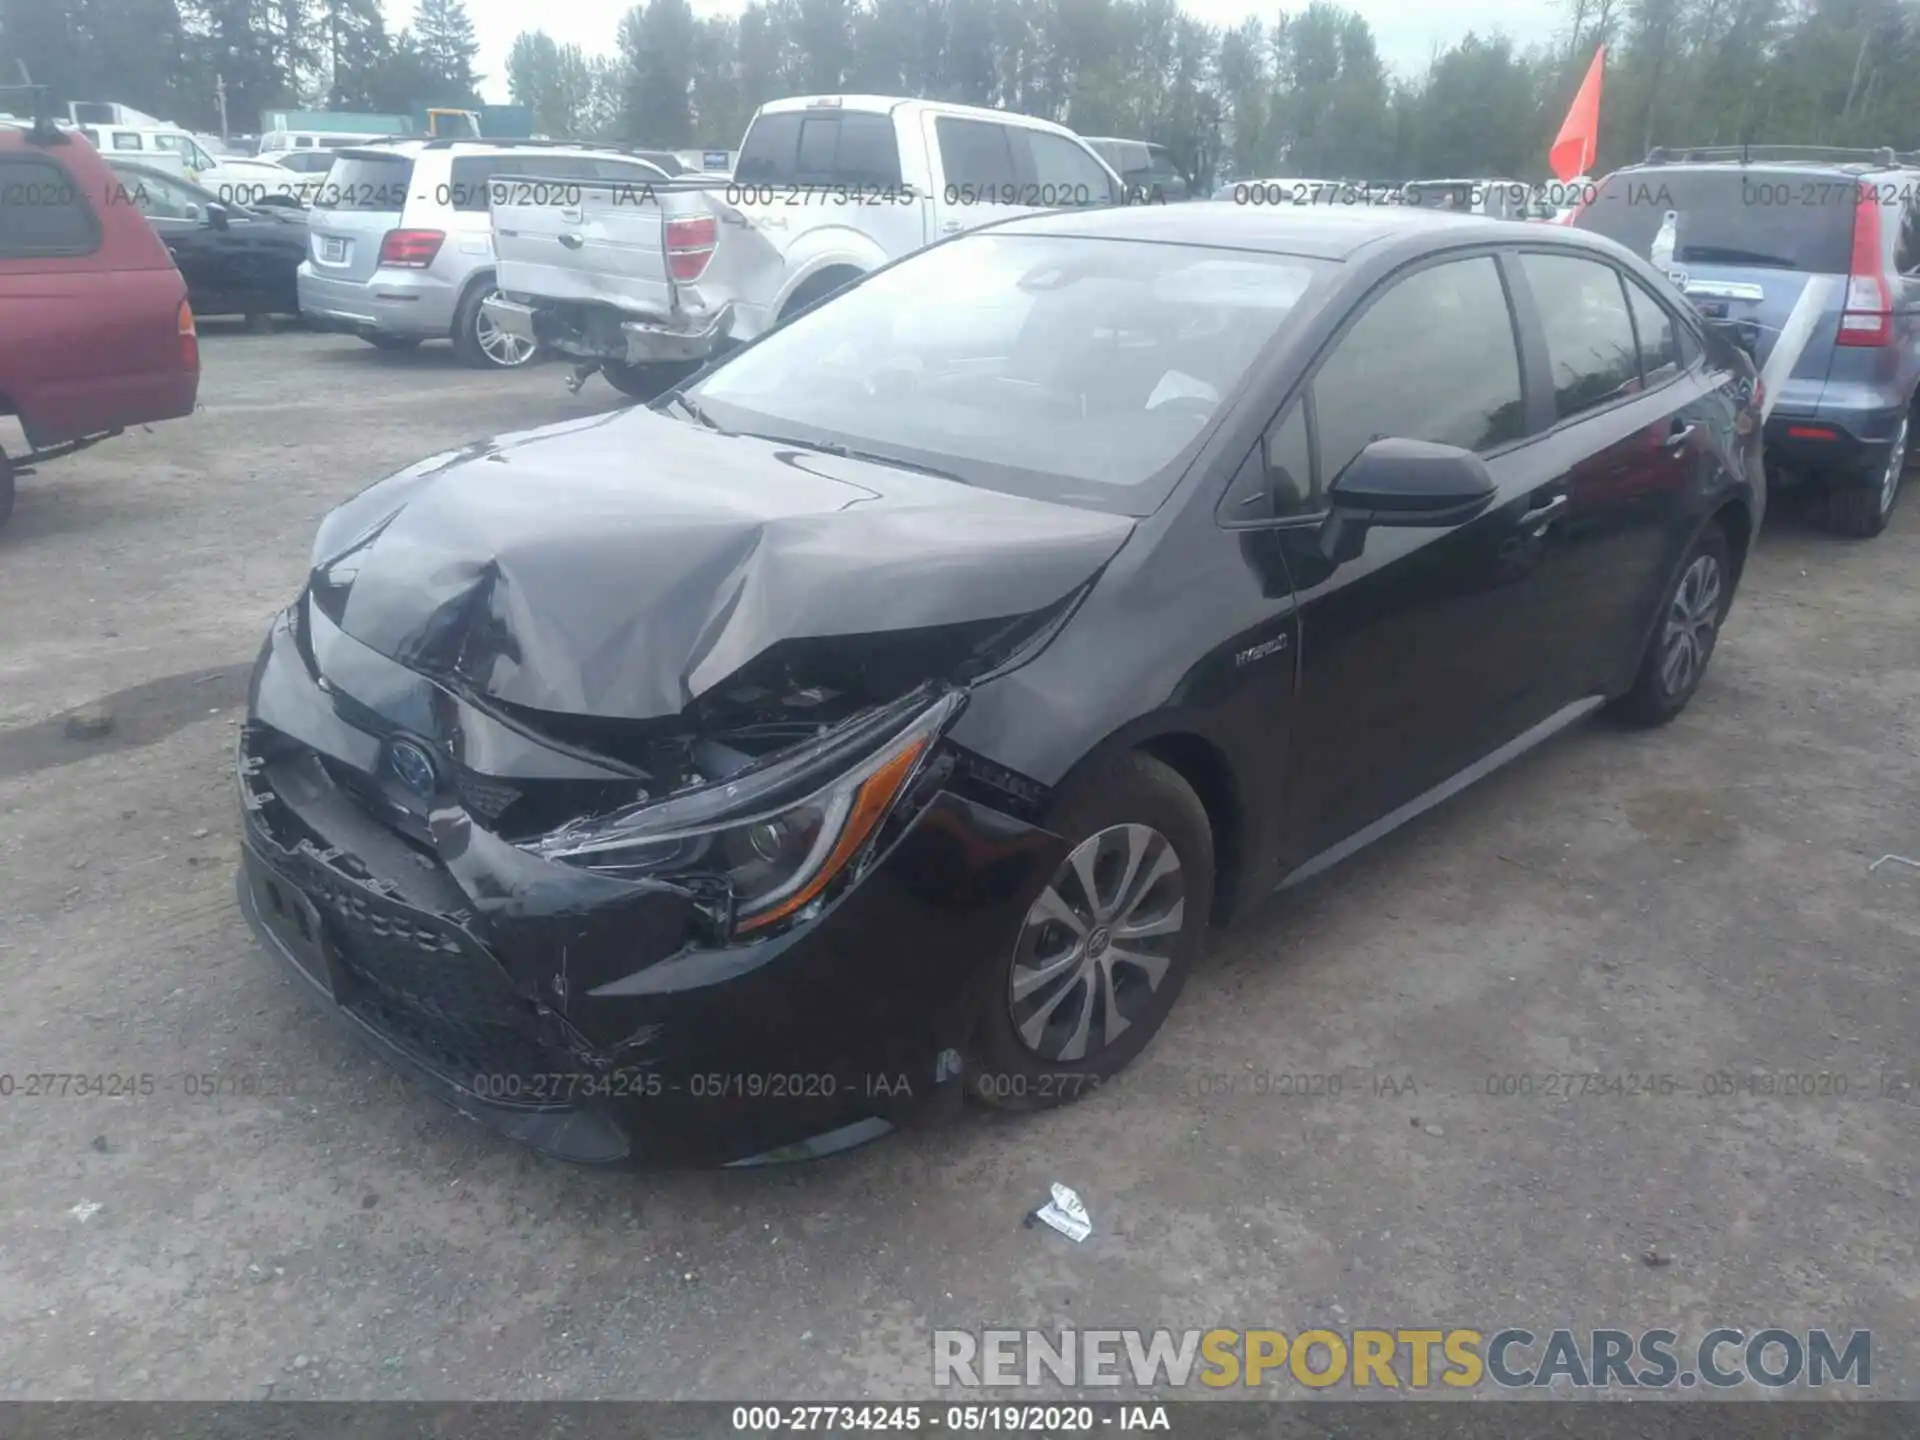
1270 250 1577 869
113 167 229 309
921 115 1030 242
1012 127 1123 212
1501 248 1717 709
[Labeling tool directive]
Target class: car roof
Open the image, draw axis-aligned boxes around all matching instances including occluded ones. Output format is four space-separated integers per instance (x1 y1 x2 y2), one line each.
756 94 1078 136
996 202 1543 260
1614 158 1920 181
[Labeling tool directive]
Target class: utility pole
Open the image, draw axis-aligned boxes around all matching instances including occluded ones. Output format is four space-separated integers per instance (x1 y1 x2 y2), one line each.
216 73 229 140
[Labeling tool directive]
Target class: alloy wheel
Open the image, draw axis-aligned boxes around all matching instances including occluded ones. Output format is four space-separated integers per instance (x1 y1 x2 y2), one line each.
475 290 537 367
1659 553 1723 700
1008 823 1186 1063
1880 415 1908 517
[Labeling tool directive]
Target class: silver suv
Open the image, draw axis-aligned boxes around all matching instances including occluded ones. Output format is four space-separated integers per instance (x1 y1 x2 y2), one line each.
297 138 670 368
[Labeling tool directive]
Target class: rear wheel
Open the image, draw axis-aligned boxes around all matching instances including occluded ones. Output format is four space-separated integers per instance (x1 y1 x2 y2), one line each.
601 360 698 400
1609 524 1732 727
0 447 14 533
970 752 1214 1111
453 284 538 369
1825 412 1907 539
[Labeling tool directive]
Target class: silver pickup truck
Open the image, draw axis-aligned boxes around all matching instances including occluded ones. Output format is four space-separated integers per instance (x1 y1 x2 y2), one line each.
483 95 1125 397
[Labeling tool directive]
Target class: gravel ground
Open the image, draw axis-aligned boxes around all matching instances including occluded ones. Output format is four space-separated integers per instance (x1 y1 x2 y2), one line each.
1 324 1917 1401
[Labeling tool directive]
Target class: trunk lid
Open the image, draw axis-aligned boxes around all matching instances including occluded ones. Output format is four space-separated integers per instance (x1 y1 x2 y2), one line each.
305 150 414 283
307 407 1135 721
491 178 771 320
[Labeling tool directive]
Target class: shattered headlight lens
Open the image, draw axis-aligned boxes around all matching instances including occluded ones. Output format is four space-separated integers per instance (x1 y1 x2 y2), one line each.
527 688 963 935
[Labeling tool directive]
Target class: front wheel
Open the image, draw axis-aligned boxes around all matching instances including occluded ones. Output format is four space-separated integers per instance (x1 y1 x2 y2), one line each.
453 285 538 369
969 752 1214 1111
1608 524 1733 727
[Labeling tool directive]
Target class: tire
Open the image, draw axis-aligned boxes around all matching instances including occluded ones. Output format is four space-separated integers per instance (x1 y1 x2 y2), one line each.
452 283 538 369
601 360 697 400
1609 523 1733 727
1825 411 1907 539
969 751 1214 1112
364 333 419 352
778 268 863 325
0 447 13 533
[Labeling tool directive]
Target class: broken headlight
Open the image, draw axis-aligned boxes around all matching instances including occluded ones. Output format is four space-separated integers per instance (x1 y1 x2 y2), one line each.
526 687 964 936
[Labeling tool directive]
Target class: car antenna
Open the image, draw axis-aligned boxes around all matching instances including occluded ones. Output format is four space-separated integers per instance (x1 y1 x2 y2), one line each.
0 75 65 145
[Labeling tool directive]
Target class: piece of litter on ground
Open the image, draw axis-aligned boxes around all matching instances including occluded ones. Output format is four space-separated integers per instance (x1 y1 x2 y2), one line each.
1033 1182 1092 1243
1869 854 1920 873
68 1201 101 1223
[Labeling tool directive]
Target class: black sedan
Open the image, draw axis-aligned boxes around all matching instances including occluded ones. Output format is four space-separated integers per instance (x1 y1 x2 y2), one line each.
108 160 307 323
235 203 1764 1167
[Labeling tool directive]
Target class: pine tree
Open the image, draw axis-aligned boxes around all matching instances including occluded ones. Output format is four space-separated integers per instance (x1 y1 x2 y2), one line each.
413 0 480 105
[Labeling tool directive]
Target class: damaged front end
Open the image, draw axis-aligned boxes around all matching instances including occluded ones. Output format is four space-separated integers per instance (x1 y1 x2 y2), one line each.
236 584 1077 1167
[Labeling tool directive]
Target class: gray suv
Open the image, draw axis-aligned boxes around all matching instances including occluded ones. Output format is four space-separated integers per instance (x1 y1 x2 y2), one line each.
1575 145 1920 537
297 138 671 368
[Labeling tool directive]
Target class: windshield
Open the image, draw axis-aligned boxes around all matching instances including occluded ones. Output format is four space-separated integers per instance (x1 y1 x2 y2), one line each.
687 233 1325 516
1575 168 1858 273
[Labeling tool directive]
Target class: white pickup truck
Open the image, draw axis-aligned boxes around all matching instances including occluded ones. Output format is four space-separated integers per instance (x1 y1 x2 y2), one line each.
482 95 1127 396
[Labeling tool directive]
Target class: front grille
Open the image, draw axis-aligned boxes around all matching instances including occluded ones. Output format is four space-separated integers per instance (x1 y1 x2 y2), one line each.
297 862 575 1088
244 726 580 1093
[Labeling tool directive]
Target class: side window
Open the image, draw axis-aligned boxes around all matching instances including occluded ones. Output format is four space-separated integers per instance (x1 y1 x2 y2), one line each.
1311 255 1526 486
112 132 143 151
1519 251 1643 420
936 117 1017 190
1622 275 1682 384
1896 200 1920 275
1016 130 1118 206
0 156 101 257
113 168 200 219
1265 404 1315 516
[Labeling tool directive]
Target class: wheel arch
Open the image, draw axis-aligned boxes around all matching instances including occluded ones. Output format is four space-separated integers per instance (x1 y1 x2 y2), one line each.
1046 715 1249 927
775 261 870 324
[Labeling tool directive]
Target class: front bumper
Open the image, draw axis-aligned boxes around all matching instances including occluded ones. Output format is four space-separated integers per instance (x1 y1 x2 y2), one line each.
298 265 459 340
484 295 735 368
234 619 1063 1167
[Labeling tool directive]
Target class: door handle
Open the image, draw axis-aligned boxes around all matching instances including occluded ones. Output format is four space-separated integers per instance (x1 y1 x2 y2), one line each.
1523 493 1571 533
1663 422 1698 450
559 232 584 249
939 220 962 234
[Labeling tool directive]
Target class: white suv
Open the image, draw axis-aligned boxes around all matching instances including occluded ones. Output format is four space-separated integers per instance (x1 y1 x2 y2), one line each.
297 138 671 367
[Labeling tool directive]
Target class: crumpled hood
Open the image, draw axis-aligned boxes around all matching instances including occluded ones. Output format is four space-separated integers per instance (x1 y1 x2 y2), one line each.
307 407 1136 721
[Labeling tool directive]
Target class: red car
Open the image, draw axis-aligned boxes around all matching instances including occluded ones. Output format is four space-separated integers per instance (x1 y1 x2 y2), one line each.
0 93 200 530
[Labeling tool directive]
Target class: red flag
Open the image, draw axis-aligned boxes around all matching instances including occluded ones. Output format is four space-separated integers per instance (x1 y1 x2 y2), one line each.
1550 46 1605 182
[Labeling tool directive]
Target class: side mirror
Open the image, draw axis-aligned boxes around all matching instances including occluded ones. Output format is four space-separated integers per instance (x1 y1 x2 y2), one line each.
206 202 231 230
1318 438 1497 564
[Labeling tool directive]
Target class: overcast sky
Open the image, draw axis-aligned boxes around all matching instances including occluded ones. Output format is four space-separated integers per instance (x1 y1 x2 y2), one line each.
420 0 1569 107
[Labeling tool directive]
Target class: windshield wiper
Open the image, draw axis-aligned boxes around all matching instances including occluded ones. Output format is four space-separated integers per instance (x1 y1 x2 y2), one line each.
748 433 968 484
664 392 728 432
1676 245 1799 269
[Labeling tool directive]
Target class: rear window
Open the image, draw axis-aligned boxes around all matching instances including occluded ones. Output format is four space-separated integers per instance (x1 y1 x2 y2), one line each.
0 155 100 258
317 153 413 212
1575 168 1857 274
735 111 902 188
